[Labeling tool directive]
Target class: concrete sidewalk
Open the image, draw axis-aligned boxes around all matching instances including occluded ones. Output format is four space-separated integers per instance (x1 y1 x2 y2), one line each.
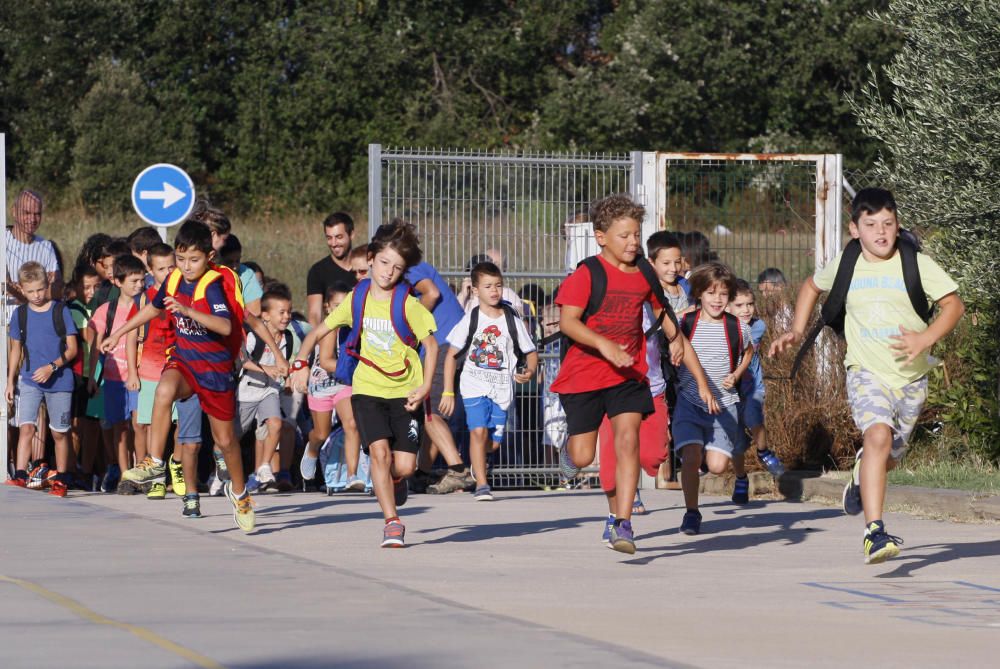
2 485 998 668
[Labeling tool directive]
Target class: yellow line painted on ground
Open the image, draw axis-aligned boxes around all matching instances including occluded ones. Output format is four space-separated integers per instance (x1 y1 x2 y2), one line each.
0 574 226 669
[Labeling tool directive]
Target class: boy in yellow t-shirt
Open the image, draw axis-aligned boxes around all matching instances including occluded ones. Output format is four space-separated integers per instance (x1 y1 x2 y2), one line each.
771 188 964 565
291 223 437 549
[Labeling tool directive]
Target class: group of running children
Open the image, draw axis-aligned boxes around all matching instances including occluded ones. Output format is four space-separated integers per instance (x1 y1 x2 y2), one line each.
6 187 963 564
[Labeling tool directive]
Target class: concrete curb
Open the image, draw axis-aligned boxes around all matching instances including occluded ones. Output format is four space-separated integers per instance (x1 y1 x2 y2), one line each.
693 471 1000 523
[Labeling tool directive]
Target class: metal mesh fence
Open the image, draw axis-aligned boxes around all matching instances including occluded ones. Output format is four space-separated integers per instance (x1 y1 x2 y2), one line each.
374 146 636 487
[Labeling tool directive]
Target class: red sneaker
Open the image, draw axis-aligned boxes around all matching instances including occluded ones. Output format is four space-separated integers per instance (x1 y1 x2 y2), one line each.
4 477 27 488
48 480 68 498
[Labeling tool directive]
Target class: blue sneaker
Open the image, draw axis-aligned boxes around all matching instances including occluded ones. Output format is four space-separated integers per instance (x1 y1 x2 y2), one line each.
732 476 749 504
473 485 494 501
756 449 785 477
864 520 902 565
245 473 261 494
101 464 121 493
601 515 615 547
680 509 702 535
609 519 636 554
842 451 863 516
632 491 647 515
558 444 580 481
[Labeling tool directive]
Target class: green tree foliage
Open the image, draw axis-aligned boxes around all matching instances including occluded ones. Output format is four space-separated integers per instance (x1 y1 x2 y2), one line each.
70 58 197 212
850 0 1000 458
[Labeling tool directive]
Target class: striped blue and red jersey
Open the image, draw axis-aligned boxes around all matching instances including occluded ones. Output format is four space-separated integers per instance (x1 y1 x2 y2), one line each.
152 273 235 391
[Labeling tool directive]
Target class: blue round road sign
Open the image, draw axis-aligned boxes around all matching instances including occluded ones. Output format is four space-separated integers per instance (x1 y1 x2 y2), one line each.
131 164 196 227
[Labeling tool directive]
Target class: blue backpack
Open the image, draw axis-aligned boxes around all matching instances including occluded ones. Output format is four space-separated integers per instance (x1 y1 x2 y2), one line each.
319 425 372 493
333 278 418 384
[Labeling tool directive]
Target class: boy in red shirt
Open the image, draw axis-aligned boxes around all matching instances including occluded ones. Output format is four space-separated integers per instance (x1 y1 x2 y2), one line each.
553 194 716 554
102 221 255 532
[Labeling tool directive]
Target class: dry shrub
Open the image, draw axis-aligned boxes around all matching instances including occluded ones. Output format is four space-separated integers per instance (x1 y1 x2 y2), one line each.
752 293 861 472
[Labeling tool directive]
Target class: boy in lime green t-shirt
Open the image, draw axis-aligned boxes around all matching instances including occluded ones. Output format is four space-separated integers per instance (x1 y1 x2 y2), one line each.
771 188 964 565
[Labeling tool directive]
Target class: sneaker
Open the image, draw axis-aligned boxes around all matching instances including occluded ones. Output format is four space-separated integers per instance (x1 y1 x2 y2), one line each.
473 485 493 501
224 482 256 533
732 476 749 504
558 444 580 481
168 457 186 497
427 468 468 495
101 464 121 493
345 476 366 492
609 519 636 554
27 462 53 490
842 452 863 516
632 491 647 515
393 477 408 507
213 448 230 481
246 473 262 494
274 471 293 492
147 481 166 500
381 520 405 548
122 456 166 485
756 448 785 477
182 493 202 518
256 463 276 491
48 480 68 498
680 509 702 535
864 520 903 565
299 451 318 481
601 515 615 547
5 475 27 488
208 472 225 497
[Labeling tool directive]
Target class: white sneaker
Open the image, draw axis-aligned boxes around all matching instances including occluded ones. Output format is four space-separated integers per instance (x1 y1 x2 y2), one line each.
345 476 366 492
208 473 225 497
257 463 275 490
299 453 318 481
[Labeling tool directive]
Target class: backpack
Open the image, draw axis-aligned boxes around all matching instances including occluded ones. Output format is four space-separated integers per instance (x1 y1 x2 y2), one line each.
679 310 744 373
452 303 528 388
164 264 246 360
242 326 295 368
14 301 70 371
790 235 929 379
319 424 373 493
542 255 679 358
333 278 418 385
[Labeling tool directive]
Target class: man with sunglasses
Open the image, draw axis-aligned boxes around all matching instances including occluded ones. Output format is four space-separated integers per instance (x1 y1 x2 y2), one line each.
306 212 357 328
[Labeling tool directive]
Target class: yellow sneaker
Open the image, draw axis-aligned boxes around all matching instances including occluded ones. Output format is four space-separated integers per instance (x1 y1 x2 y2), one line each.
168 457 186 497
147 481 166 500
224 481 256 533
123 456 165 484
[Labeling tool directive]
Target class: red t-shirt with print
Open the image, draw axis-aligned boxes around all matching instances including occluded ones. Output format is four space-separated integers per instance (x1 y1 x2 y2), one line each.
550 254 651 394
138 286 176 381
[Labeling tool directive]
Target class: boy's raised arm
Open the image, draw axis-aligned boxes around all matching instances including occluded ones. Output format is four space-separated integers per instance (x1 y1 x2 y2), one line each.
768 277 824 358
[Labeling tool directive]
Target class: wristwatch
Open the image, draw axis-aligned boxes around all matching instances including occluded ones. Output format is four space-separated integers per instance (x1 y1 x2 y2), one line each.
49 362 58 373
290 359 308 372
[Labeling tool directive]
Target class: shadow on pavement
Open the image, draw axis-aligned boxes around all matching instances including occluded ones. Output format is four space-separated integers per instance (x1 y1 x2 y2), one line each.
876 539 1000 578
416 515 599 544
213 505 432 536
623 507 841 565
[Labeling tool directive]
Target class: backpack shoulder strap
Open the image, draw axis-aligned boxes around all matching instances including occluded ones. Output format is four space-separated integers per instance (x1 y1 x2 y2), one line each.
165 268 183 296
347 280 371 348
104 298 118 339
502 303 526 363
899 238 930 323
282 330 294 361
680 310 698 340
193 269 223 303
246 329 266 363
391 282 417 348
16 305 29 369
51 301 67 339
722 313 742 373
579 256 606 323
456 307 480 362
791 242 862 379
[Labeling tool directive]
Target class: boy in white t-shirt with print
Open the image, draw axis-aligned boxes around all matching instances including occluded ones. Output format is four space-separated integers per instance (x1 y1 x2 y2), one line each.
440 261 538 501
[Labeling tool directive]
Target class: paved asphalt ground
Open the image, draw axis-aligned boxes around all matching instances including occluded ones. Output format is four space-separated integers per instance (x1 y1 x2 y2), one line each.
1 484 998 668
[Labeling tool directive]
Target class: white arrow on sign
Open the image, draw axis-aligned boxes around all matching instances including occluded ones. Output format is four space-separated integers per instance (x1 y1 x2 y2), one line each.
139 182 186 208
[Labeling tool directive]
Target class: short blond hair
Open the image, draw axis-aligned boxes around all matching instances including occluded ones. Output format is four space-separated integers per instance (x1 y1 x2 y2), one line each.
17 261 47 285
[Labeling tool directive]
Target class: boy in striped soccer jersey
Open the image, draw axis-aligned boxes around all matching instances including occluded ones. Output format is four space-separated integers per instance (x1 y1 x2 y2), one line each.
101 221 255 532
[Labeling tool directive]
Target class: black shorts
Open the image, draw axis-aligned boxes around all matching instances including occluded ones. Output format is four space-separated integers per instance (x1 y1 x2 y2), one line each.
351 394 424 455
559 379 655 436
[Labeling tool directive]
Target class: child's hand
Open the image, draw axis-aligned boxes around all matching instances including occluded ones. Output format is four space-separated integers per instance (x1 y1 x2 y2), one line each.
31 365 53 384
721 373 737 390
5 384 14 405
290 367 309 393
668 337 685 366
405 384 430 412
261 364 283 381
699 384 721 414
273 358 290 377
889 326 930 364
163 296 189 317
597 339 633 368
126 374 140 392
768 331 801 358
514 367 536 384
438 394 455 418
100 334 120 354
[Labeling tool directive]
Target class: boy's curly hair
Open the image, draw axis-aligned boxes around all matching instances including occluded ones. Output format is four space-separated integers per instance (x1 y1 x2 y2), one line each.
589 194 645 233
688 261 739 301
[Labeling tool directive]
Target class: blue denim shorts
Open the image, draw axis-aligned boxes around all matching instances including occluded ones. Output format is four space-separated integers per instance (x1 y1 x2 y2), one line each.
463 395 508 444
100 379 136 427
742 390 765 430
175 395 203 445
672 395 746 457
15 384 73 433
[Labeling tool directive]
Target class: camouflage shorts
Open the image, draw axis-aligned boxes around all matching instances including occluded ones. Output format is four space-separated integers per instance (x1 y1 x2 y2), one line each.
846 368 928 460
